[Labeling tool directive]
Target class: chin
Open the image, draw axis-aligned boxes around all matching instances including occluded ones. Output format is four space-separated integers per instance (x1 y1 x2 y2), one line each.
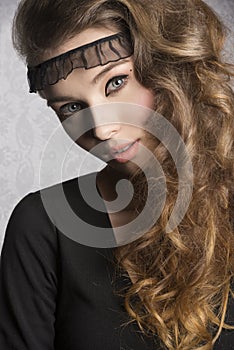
107 160 142 177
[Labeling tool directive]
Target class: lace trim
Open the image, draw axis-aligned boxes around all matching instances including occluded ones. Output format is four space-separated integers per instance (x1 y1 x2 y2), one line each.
27 32 133 93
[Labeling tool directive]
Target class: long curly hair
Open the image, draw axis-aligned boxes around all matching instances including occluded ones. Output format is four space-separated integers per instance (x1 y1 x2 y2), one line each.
13 0 234 349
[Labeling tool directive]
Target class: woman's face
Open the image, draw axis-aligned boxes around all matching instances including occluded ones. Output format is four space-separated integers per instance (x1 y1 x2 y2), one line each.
40 27 155 175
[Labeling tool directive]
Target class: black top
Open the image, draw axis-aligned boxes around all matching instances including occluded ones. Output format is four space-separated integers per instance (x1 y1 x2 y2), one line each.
0 172 233 350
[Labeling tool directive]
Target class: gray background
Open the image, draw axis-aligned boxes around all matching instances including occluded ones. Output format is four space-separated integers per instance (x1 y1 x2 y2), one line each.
0 0 233 251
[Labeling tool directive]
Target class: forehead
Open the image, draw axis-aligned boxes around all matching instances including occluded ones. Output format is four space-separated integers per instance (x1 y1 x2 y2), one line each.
29 26 134 93
41 27 119 63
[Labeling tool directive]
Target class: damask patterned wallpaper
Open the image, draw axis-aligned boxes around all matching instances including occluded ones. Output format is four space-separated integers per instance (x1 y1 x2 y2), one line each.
0 0 233 251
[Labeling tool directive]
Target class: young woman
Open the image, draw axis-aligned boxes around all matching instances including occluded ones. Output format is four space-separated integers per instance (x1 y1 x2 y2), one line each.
0 0 233 349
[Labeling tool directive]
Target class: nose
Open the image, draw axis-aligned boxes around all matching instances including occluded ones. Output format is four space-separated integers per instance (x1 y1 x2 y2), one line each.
94 124 121 140
90 102 121 140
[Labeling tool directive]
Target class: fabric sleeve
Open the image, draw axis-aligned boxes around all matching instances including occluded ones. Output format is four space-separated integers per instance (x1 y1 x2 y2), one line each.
214 294 234 349
0 192 58 350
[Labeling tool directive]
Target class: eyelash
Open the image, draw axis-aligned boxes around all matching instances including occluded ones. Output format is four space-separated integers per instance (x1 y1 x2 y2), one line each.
105 74 129 96
58 74 129 119
58 102 85 120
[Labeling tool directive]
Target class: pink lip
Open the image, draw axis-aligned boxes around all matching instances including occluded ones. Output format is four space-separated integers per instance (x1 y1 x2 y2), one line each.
110 139 140 163
110 140 136 153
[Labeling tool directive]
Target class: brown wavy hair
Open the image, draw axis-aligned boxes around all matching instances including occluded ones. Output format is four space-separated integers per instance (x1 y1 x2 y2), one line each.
13 0 234 349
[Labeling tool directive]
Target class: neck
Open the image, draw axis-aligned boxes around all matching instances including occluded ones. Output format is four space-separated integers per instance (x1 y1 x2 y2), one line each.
96 165 147 212
97 166 129 201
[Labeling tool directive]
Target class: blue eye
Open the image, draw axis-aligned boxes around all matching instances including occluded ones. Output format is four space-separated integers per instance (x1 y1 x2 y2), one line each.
105 75 128 96
59 102 83 117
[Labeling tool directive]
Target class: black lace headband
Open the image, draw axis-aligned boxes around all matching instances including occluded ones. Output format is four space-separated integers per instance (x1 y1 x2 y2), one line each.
27 32 134 93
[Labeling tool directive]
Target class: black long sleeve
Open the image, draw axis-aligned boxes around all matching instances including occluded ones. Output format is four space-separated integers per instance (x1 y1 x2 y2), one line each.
0 192 58 349
0 173 233 350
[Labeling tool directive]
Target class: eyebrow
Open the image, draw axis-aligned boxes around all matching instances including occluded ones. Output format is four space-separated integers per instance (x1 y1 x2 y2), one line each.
92 58 130 83
47 95 80 107
46 58 131 106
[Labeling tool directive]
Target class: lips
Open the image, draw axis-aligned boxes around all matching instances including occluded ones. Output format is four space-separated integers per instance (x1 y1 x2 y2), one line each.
111 141 136 153
110 139 140 163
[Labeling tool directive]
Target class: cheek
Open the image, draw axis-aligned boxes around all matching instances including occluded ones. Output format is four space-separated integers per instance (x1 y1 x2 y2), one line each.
136 88 155 109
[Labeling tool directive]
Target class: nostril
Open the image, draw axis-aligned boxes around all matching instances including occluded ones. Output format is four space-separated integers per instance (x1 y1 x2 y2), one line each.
94 124 121 140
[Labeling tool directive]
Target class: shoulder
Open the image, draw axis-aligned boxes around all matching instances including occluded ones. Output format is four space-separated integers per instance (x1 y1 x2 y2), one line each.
1 173 95 258
1 190 57 271
7 191 53 230
2 171 112 256
37 171 115 248
6 171 98 232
